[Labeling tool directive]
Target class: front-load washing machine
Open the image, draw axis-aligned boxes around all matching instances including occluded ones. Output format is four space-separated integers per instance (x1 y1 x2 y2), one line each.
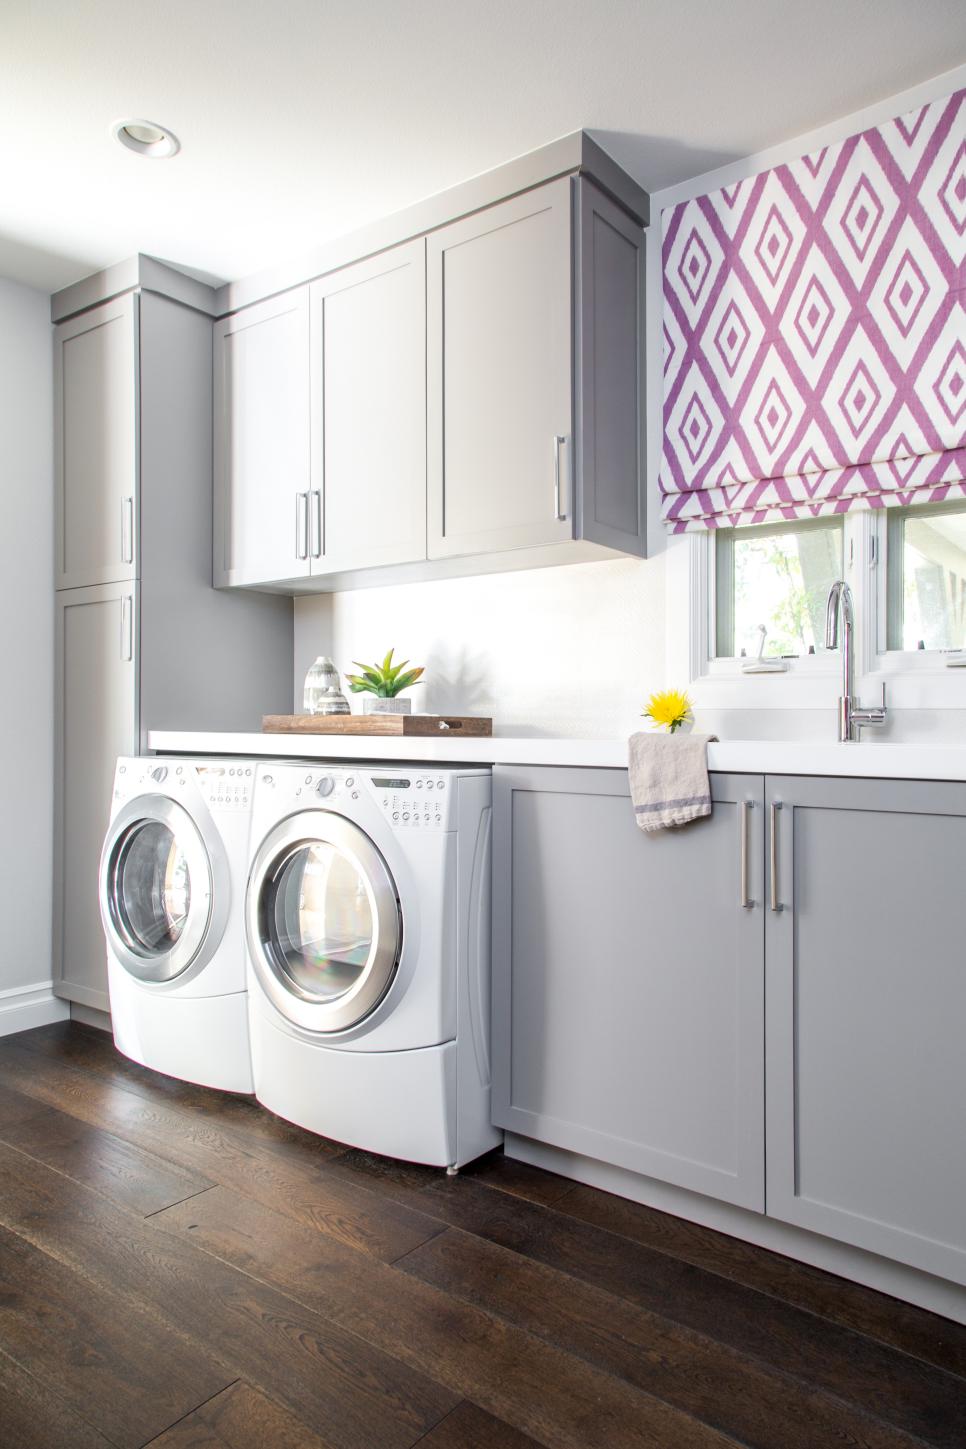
99 756 258 1093
245 762 501 1169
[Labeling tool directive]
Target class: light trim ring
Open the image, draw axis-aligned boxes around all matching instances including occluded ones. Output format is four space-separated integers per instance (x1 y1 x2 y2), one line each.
112 118 180 159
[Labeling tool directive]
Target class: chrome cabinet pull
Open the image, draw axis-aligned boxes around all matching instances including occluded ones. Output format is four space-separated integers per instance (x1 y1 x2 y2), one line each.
739 801 753 908
553 435 567 520
121 497 134 565
310 489 322 558
295 492 309 560
120 595 133 662
770 801 782 913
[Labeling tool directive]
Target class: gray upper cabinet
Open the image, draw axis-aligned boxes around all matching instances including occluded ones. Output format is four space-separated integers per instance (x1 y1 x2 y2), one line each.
54 583 138 1013
492 766 766 1211
765 775 966 1287
55 296 137 589
310 240 426 574
428 178 643 563
213 287 311 588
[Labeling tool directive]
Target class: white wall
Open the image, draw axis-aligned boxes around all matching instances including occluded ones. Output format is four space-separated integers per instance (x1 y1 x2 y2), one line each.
0 277 58 1017
295 61 966 742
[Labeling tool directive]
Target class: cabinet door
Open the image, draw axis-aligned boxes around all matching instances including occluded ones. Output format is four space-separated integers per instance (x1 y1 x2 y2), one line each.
55 295 137 589
213 288 310 587
492 766 766 1210
427 179 574 559
310 240 426 573
54 584 138 1011
766 775 966 1285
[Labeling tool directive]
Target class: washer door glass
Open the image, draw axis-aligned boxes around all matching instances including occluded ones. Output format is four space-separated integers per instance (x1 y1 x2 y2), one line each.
112 820 191 953
250 812 401 1033
101 796 214 984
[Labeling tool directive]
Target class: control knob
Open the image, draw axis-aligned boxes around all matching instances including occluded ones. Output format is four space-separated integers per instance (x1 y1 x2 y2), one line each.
316 776 335 797
150 765 168 783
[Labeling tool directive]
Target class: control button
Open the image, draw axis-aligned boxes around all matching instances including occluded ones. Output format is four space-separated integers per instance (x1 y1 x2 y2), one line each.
424 814 431 823
246 768 252 776
392 812 400 821
351 791 359 800
437 780 445 790
229 768 235 776
345 776 354 787
316 776 335 797
402 812 410 822
416 779 424 789
119 765 126 774
304 774 313 785
150 765 168 783
427 781 434 790
263 774 273 785
176 766 182 775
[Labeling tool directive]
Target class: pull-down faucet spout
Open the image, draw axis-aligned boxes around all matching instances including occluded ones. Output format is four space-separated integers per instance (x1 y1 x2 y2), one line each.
825 580 887 742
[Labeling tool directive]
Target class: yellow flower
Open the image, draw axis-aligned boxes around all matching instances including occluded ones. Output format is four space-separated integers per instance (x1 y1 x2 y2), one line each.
644 689 692 734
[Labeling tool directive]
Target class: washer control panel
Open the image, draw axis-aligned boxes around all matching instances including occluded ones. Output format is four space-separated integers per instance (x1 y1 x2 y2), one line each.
371 774 450 829
194 763 253 811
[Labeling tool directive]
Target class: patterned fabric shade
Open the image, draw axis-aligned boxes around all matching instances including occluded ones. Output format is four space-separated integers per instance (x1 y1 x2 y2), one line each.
660 88 965 532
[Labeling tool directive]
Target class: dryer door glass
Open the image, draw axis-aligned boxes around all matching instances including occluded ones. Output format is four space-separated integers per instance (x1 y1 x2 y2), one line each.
112 820 191 953
251 812 401 1033
268 841 375 999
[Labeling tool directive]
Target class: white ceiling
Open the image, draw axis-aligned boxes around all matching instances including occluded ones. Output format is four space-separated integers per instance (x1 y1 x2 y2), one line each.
2 0 965 295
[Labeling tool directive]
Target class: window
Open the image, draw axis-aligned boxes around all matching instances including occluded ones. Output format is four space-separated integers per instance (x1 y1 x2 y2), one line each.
714 518 844 660
885 502 966 653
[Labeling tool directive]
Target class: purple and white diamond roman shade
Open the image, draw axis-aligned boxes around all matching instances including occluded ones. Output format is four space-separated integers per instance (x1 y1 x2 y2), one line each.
660 88 966 532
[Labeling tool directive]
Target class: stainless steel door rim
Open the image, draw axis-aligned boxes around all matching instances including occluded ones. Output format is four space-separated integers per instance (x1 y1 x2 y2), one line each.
99 794 221 984
246 808 401 1034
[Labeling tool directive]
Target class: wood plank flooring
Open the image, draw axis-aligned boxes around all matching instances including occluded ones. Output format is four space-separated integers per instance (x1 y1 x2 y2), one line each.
0 1022 964 1448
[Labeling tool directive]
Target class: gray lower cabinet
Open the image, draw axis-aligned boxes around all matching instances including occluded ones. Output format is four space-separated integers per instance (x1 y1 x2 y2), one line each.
492 766 766 1211
54 584 137 1012
766 774 966 1287
428 178 643 562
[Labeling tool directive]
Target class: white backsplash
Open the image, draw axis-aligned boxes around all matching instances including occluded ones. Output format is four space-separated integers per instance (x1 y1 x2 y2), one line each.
294 553 667 739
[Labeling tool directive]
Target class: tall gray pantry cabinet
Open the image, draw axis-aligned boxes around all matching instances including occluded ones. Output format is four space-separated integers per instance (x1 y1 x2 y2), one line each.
52 263 292 1013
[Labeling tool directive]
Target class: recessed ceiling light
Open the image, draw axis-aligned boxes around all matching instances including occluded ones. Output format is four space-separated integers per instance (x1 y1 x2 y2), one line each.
112 118 180 159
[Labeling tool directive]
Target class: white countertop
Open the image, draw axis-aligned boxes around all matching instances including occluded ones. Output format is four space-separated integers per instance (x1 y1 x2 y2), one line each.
148 730 966 782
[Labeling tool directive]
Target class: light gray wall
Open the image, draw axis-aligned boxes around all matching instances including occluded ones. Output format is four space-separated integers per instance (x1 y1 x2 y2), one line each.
295 62 966 742
0 277 53 991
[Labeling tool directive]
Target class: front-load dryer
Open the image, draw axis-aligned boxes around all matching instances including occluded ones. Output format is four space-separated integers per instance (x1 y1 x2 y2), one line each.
99 756 258 1093
245 762 501 1169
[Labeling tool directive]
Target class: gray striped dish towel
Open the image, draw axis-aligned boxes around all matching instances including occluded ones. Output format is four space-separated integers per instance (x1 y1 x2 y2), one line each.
628 731 718 832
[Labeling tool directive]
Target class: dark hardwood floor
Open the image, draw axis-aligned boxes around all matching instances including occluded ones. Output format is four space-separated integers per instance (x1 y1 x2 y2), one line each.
0 1022 964 1448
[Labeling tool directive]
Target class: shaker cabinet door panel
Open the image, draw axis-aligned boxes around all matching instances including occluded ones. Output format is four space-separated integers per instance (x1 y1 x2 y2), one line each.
492 767 766 1210
54 584 138 1012
55 296 137 589
766 775 966 1286
428 179 574 559
213 288 311 587
311 240 426 573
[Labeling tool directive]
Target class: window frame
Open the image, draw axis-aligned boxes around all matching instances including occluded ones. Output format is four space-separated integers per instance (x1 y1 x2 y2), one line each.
679 503 966 714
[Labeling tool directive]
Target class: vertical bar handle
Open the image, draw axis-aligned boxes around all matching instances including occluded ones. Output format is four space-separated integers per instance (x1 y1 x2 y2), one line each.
553 435 567 521
310 489 322 559
121 497 134 565
295 492 309 560
120 594 133 662
770 801 783 913
739 801 753 908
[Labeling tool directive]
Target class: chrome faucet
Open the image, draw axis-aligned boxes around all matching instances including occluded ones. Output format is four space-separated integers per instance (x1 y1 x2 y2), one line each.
824 580 887 741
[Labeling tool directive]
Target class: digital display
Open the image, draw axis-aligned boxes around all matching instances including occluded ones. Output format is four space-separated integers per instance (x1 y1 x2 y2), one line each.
373 777 411 789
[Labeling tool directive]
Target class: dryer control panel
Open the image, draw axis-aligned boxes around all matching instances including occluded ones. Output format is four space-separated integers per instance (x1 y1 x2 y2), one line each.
370 774 450 829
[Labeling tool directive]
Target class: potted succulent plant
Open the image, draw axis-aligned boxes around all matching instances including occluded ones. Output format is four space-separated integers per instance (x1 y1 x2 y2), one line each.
345 649 425 714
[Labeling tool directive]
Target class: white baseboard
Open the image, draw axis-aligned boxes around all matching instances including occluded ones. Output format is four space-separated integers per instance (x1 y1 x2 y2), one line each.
0 980 70 1037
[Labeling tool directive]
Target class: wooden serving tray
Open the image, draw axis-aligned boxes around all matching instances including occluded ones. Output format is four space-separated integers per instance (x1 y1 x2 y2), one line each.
262 713 493 737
